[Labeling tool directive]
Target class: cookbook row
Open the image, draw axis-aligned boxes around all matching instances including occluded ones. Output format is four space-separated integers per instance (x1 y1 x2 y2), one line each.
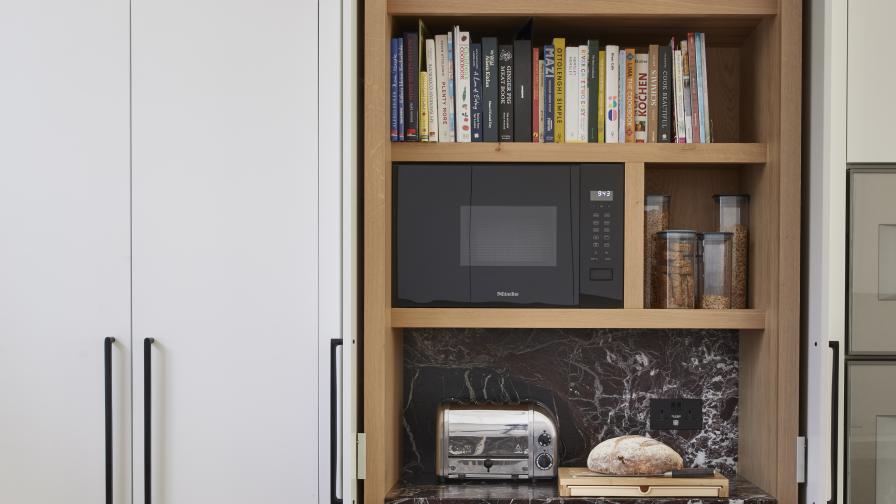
390 24 713 143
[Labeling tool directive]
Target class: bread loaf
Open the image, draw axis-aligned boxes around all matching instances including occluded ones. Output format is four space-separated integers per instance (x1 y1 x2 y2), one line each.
587 435 683 475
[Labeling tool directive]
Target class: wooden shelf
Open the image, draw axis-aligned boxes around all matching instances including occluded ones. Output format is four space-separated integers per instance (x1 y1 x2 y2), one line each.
391 143 767 164
387 0 777 17
391 308 766 329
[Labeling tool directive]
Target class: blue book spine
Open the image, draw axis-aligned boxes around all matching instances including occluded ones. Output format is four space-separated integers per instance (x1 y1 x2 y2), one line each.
390 38 399 142
543 45 555 143
695 32 706 143
447 33 456 141
470 43 483 142
397 39 405 141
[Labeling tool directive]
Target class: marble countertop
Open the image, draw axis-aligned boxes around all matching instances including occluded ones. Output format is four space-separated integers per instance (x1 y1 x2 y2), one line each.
384 476 776 503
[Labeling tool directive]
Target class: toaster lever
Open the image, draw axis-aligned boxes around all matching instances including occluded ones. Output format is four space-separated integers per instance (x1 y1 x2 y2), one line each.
483 458 494 472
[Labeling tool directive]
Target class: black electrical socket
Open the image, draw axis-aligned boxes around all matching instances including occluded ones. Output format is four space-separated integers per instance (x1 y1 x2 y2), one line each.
649 398 704 430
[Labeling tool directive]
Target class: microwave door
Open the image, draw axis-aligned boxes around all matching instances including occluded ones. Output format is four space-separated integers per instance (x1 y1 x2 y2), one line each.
467 164 576 306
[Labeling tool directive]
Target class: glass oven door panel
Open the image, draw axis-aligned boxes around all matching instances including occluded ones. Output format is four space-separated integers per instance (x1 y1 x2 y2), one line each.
394 164 472 306
850 169 896 353
847 362 896 504
468 164 576 306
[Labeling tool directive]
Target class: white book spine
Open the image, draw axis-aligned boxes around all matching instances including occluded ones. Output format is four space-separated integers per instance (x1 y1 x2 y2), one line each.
673 50 686 144
634 53 648 143
699 33 711 143
565 48 579 142
578 46 588 143
538 60 545 143
435 35 451 142
618 48 627 143
680 41 693 143
604 45 619 143
454 30 471 142
426 39 438 142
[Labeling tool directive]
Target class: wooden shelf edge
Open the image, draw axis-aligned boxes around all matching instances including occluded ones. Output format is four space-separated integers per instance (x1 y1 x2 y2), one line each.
391 308 766 329
391 143 767 164
387 0 778 17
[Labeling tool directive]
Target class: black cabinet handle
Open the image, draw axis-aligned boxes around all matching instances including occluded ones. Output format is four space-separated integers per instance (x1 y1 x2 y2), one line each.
829 341 839 504
330 339 343 504
144 337 155 504
104 337 115 504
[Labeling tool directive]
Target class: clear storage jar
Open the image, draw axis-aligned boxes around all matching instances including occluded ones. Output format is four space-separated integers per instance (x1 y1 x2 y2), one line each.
699 232 733 309
652 230 698 309
644 195 670 308
714 194 749 309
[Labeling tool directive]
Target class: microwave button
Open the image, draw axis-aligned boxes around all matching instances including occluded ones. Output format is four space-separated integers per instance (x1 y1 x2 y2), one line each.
589 268 613 281
603 212 611 217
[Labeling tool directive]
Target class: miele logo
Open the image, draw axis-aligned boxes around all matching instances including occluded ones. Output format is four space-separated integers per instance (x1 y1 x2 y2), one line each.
496 291 519 297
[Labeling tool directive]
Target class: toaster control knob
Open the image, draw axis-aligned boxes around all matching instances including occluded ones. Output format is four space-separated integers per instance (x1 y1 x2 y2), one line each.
538 432 552 446
535 453 553 470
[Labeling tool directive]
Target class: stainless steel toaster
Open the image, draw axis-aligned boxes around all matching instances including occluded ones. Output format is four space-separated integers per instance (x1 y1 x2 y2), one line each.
435 402 559 480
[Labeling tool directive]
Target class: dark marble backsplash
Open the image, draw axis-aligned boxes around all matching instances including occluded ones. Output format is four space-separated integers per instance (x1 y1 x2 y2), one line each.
402 329 739 483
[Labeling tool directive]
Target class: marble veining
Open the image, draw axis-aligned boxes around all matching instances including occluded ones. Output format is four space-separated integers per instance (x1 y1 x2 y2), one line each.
402 329 739 483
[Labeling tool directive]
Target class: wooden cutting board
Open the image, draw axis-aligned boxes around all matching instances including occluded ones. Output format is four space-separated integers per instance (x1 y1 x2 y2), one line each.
558 467 730 498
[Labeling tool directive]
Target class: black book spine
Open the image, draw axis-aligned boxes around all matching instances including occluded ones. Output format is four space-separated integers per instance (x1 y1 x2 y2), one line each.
482 38 499 142
470 43 483 142
658 45 672 143
512 39 531 142
498 44 514 142
403 32 419 141
587 40 600 142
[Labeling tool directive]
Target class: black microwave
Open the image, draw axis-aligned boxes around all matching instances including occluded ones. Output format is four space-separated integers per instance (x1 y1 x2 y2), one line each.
393 163 624 307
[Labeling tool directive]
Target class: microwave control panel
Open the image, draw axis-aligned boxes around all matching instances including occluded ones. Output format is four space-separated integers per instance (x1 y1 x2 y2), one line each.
579 164 624 307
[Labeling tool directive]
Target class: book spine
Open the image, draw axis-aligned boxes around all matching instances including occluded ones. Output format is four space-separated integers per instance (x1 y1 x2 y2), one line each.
578 45 588 143
618 48 626 143
624 48 636 143
634 53 648 143
586 41 599 143
498 44 514 141
538 60 545 142
513 39 532 142
419 71 429 141
435 35 450 142
544 45 555 142
482 38 498 142
658 45 672 142
532 47 540 142
398 39 405 141
597 50 605 143
447 32 456 141
673 49 687 143
390 38 399 142
647 44 658 143
425 39 438 141
564 47 578 142
687 33 700 143
404 33 419 141
553 38 565 143
699 32 711 143
454 30 471 142
695 32 706 144
470 43 483 142
680 40 693 143
604 45 619 143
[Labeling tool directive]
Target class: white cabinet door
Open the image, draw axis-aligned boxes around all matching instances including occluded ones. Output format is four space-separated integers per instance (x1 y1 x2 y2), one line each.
0 1 131 503
131 0 319 502
847 0 896 162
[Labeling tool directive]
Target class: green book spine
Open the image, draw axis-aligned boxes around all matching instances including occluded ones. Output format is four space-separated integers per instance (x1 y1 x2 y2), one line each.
587 40 600 142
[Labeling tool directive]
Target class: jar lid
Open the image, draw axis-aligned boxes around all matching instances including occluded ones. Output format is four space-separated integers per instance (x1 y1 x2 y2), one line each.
645 194 671 201
656 230 698 238
712 194 750 202
702 231 733 241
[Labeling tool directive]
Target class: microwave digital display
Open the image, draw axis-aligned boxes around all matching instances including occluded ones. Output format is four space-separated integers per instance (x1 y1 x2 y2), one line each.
590 190 614 202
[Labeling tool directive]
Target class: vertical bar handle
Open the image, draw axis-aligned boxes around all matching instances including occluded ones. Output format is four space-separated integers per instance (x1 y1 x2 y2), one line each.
330 339 343 504
104 337 115 504
144 337 155 504
829 341 839 504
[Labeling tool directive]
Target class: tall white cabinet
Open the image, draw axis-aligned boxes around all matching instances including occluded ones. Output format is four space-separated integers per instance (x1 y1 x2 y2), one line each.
0 1 355 503
0 1 132 503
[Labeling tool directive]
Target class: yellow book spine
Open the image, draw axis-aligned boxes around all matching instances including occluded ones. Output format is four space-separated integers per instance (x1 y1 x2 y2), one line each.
624 48 636 143
597 50 606 143
553 38 565 143
419 71 429 142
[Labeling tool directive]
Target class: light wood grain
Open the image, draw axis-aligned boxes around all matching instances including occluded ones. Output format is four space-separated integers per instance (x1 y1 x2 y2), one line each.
558 468 729 498
391 308 766 329
388 0 777 17
625 162 645 308
645 165 746 233
391 143 767 164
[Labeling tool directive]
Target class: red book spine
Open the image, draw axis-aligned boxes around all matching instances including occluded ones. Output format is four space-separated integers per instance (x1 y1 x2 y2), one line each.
687 33 700 144
532 47 540 142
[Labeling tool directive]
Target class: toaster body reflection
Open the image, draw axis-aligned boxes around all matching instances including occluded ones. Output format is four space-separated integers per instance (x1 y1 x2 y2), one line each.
435 402 559 480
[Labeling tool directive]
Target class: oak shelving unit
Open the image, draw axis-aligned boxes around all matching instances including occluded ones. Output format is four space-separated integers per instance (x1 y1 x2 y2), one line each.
364 0 801 502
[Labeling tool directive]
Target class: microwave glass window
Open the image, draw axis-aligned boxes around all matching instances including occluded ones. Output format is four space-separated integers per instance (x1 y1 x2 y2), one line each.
459 205 558 267
879 224 896 300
